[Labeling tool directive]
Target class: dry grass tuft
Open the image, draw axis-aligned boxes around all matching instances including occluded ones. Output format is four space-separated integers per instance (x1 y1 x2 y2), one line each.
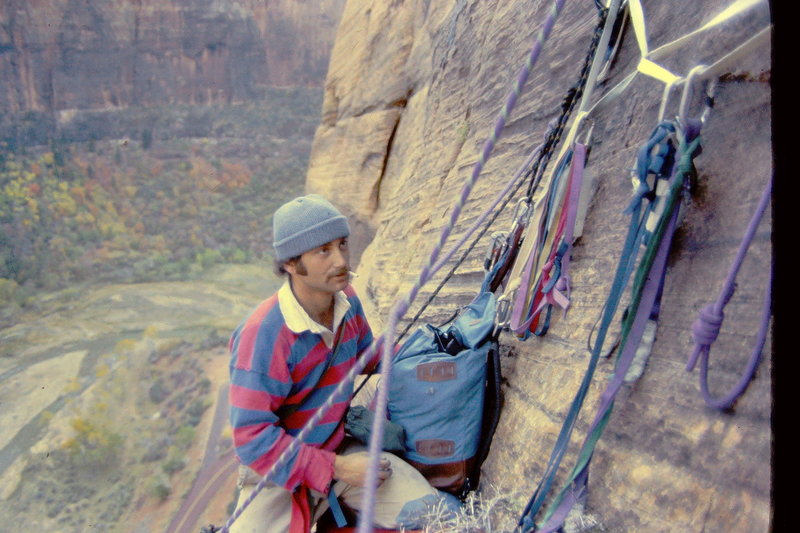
414 485 525 533
410 485 607 533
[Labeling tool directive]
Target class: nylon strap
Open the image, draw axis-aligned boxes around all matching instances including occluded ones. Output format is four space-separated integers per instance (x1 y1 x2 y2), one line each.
587 0 769 119
514 147 578 335
516 120 680 532
648 0 767 61
527 143 588 333
328 487 349 528
536 127 702 532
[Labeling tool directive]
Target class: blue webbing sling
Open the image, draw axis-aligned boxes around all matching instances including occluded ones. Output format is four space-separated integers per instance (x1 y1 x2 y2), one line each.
517 119 689 532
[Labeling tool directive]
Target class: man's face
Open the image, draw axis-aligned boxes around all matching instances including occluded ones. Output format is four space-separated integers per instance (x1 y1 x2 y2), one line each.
285 237 351 296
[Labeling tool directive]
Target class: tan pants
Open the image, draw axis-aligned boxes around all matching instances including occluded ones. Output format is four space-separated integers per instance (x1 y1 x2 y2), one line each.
229 442 444 533
230 377 454 533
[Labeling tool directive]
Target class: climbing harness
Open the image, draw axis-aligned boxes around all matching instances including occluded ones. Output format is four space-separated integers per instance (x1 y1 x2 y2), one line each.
685 176 772 410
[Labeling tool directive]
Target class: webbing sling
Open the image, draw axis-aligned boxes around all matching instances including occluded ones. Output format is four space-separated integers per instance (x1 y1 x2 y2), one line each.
507 154 568 336
501 0 624 339
507 145 577 335
685 176 772 409
516 119 680 533
584 0 770 122
509 143 588 338
485 0 613 308
535 122 703 533
530 142 587 335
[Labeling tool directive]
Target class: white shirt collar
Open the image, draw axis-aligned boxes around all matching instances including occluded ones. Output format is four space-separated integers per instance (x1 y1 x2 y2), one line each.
278 281 351 348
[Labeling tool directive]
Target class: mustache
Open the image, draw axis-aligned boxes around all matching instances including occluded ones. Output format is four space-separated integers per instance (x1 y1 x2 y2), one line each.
329 268 350 278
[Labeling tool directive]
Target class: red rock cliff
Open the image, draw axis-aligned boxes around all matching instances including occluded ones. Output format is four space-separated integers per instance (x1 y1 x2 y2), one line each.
0 0 346 114
306 0 773 531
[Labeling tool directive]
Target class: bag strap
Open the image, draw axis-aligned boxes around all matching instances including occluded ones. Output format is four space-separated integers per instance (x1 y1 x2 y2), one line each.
462 337 503 499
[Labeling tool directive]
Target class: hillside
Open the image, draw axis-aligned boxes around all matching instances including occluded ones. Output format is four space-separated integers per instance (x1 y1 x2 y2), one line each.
0 264 279 532
0 88 323 329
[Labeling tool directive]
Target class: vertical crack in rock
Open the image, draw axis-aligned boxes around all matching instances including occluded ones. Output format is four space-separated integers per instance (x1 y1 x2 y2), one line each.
698 495 715 533
369 97 407 212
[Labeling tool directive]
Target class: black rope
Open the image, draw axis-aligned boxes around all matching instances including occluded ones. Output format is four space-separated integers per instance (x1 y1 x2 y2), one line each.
526 6 609 199
404 5 610 337
353 5 610 397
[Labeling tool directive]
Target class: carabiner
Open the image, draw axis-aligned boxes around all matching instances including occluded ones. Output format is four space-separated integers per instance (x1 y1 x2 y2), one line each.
511 197 532 230
678 64 709 127
484 231 508 271
494 294 512 336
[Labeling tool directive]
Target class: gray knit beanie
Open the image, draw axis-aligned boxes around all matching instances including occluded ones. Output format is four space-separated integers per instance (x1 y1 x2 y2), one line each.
272 194 350 262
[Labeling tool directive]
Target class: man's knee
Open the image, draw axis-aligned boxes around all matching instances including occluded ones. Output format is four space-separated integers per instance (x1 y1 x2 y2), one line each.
395 491 461 528
338 451 460 529
229 481 293 533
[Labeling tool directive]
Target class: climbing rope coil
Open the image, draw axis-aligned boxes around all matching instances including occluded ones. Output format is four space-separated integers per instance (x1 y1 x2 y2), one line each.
684 176 772 410
210 0 772 531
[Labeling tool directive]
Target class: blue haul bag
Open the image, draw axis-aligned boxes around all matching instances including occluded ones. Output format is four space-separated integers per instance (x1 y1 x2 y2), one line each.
388 291 502 497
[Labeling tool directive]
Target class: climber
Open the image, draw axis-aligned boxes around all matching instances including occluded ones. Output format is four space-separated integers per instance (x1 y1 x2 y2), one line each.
227 194 452 533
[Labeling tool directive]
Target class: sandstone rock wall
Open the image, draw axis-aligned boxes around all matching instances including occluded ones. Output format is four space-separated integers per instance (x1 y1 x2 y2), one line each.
306 0 772 531
0 0 346 114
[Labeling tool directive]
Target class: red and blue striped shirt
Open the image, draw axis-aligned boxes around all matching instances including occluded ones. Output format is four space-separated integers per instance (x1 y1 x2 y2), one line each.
228 283 378 494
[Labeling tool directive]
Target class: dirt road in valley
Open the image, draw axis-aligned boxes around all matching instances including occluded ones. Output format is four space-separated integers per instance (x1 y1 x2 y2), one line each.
167 383 238 533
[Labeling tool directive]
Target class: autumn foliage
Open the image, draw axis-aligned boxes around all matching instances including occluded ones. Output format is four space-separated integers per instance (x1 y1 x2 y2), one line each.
0 101 313 300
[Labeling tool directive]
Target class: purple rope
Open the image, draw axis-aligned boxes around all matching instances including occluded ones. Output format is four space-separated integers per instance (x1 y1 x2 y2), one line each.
431 141 544 275
217 1 566 530
218 337 384 532
685 176 772 409
359 1 566 531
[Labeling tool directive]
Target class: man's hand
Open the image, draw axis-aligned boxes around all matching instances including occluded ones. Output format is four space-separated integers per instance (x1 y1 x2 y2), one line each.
333 452 392 487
